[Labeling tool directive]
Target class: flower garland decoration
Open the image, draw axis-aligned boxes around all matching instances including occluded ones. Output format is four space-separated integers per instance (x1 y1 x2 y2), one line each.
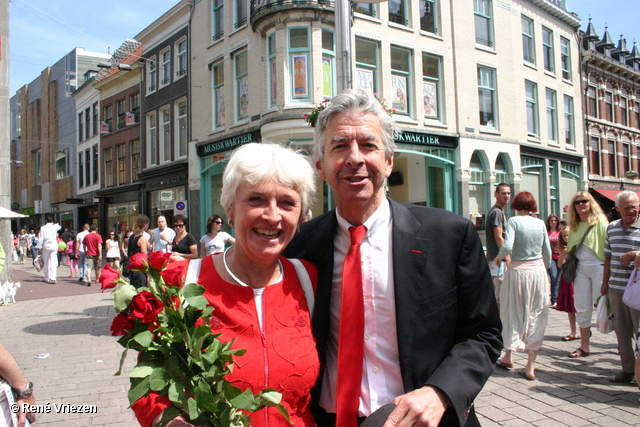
304 93 396 127
99 252 289 427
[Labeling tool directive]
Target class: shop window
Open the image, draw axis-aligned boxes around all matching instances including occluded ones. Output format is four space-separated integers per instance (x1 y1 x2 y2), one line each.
234 50 248 122
420 0 438 34
422 53 441 119
104 147 114 187
212 0 224 41
560 36 571 80
520 156 544 215
147 111 158 166
549 160 559 214
212 61 225 128
117 144 127 185
389 0 408 26
542 27 554 73
289 27 311 101
478 66 497 129
474 0 493 48
560 163 580 211
322 29 336 100
161 106 172 163
564 95 574 147
355 38 378 93
391 47 411 116
176 99 188 158
268 33 277 106
522 16 535 64
147 56 157 93
525 80 538 137
546 88 557 143
468 151 487 221
495 155 508 185
175 38 187 79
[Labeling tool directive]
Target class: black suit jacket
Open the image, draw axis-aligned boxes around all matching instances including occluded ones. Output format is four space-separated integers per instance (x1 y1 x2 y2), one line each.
284 198 502 426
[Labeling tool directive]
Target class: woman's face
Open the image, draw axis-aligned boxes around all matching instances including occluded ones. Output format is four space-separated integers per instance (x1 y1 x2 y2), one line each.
231 179 302 264
574 196 591 217
549 218 558 229
213 219 223 231
561 228 569 241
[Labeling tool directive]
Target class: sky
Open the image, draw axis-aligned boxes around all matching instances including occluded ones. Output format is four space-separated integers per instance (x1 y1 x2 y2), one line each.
8 0 640 96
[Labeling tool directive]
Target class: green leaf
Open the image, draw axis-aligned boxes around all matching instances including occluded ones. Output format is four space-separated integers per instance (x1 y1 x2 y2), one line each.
114 347 129 376
259 389 283 405
275 403 292 424
168 382 187 405
133 330 153 348
229 389 258 411
194 381 217 413
182 283 209 309
187 397 201 421
129 365 153 378
128 377 150 405
149 367 170 391
113 284 139 313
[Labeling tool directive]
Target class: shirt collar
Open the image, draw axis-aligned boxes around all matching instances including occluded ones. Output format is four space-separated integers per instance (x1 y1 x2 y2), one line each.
336 198 391 243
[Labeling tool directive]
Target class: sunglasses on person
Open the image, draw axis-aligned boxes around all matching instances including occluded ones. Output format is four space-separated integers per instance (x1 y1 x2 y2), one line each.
574 199 590 205
214 221 223 225
174 223 185 227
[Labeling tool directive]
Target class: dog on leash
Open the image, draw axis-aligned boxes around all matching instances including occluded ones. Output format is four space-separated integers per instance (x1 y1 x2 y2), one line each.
0 281 21 305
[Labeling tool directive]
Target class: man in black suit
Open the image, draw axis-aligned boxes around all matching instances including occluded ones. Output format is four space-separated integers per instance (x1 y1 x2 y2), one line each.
285 89 502 426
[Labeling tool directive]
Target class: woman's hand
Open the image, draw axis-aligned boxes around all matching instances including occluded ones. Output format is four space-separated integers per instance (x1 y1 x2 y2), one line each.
169 253 185 262
152 413 201 427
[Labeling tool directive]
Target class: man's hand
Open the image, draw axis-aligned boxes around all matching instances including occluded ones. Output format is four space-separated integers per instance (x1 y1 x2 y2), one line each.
620 251 638 267
382 386 451 427
16 394 36 426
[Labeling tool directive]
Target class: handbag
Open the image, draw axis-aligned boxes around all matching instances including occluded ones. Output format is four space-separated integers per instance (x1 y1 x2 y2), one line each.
623 267 640 311
562 225 593 283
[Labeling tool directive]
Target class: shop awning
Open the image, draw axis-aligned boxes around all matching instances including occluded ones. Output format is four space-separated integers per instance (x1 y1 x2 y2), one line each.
592 188 622 201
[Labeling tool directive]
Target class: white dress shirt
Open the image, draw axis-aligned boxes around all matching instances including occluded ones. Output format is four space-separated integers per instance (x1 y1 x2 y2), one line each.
320 199 404 416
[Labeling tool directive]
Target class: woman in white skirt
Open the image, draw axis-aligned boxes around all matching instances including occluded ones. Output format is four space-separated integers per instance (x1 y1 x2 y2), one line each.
494 191 551 380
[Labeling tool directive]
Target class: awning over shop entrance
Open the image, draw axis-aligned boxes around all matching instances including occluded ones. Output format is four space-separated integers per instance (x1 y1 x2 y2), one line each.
592 188 640 202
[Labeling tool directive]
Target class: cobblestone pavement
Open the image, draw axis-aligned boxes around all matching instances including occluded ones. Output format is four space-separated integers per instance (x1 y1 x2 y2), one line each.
1 261 639 426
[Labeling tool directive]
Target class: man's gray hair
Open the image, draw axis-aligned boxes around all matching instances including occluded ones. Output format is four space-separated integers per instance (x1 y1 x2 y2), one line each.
615 190 639 206
220 143 316 222
313 89 398 162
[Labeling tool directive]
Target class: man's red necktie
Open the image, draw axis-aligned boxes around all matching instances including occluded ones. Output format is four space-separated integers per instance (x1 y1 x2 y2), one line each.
336 225 367 427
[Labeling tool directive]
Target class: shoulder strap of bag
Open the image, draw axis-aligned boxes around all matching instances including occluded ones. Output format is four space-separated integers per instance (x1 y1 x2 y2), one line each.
575 225 594 252
289 258 314 314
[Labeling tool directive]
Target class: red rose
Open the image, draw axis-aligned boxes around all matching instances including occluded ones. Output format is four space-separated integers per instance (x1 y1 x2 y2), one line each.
148 251 171 271
195 317 206 328
99 264 121 292
110 313 134 336
129 291 164 323
160 265 185 287
128 252 148 271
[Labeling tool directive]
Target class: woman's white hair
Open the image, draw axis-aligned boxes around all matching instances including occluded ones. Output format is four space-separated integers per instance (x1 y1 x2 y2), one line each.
220 143 316 222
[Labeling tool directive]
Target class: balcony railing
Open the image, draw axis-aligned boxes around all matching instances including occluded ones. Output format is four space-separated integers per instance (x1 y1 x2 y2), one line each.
251 0 335 27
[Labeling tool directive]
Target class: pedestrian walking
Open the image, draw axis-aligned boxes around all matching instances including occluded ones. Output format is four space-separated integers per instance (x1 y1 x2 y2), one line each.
36 215 61 284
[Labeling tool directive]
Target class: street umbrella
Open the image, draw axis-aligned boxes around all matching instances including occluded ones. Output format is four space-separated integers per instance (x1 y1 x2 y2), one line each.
0 206 28 219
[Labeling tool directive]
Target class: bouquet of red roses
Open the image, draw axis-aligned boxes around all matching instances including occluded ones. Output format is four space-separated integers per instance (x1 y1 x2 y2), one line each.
99 252 289 427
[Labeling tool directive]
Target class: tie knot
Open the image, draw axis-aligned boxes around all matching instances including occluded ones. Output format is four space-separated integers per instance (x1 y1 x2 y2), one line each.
349 225 367 246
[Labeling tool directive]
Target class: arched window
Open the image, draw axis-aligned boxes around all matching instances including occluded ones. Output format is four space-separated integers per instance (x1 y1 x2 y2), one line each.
469 151 487 217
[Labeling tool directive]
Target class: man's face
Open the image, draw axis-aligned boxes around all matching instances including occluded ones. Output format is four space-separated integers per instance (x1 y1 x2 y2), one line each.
616 195 639 227
157 216 167 230
495 187 511 206
316 111 393 221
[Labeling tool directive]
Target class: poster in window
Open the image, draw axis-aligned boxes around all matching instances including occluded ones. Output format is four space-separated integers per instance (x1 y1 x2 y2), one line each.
271 61 278 103
423 81 437 117
322 57 333 99
293 54 308 97
391 76 407 113
239 77 249 119
216 87 225 126
356 68 373 92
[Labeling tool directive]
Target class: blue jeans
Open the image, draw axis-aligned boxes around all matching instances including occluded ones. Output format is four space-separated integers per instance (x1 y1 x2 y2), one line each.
78 252 88 281
548 258 561 304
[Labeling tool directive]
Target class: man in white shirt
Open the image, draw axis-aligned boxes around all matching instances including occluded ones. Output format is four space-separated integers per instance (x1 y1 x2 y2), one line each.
75 224 90 283
37 216 61 284
285 90 501 427
150 216 175 253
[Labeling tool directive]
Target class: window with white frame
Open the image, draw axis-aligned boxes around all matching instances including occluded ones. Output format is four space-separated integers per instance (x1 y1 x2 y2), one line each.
422 53 441 119
176 99 188 158
130 93 140 123
322 29 336 100
587 86 597 117
161 106 172 163
560 36 571 80
564 95 574 146
34 150 41 186
160 48 171 87
212 0 224 41
623 142 632 173
92 145 98 184
354 2 376 18
635 101 640 130
621 95 628 126
522 15 535 64
78 151 84 188
147 111 158 166
546 88 557 143
590 136 601 175
148 56 157 93
104 147 114 187
607 139 616 177
468 152 487 217
212 61 225 128
391 47 411 116
420 0 438 34
235 50 248 121
355 39 378 93
542 27 554 73
78 112 84 143
525 80 538 137
85 148 91 186
478 66 497 128
117 99 126 130
117 144 127 185
268 33 278 106
175 38 187 79
92 102 98 135
103 104 113 133
474 0 493 48
289 27 311 101
389 0 408 26
85 108 91 140
605 91 613 121
55 148 69 180
234 0 247 29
